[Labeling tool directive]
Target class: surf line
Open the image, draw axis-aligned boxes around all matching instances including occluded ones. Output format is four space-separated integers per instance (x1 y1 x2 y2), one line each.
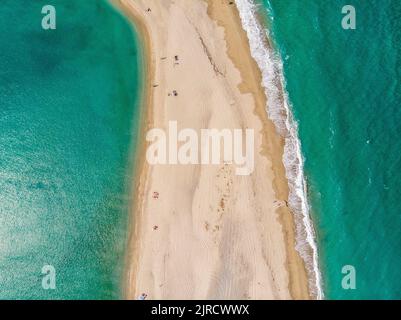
234 0 324 298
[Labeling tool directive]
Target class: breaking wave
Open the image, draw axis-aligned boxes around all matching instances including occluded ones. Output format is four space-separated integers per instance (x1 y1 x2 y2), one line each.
235 0 324 299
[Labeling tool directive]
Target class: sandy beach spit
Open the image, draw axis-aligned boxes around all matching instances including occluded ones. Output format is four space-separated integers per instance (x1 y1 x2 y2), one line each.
113 0 311 300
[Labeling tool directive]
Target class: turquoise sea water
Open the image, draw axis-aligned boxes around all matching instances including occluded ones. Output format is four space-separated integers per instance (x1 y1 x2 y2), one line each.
0 0 141 299
257 0 401 299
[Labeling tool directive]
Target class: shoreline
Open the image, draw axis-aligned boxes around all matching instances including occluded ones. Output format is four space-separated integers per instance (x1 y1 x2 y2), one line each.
233 0 323 298
117 0 312 299
206 0 311 299
108 0 155 299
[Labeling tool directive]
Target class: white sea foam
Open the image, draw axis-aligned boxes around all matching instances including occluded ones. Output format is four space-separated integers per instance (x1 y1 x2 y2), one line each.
234 0 324 299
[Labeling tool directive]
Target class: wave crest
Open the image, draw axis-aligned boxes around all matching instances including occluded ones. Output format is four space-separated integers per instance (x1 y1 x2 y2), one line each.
234 0 324 299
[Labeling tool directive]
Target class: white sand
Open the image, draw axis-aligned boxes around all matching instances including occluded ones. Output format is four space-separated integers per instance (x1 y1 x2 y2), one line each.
114 0 310 300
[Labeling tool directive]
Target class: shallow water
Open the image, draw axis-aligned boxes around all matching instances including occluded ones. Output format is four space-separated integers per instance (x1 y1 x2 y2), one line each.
0 0 142 299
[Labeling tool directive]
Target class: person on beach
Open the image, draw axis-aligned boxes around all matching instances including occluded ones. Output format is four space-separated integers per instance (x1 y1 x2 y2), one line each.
138 293 148 300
